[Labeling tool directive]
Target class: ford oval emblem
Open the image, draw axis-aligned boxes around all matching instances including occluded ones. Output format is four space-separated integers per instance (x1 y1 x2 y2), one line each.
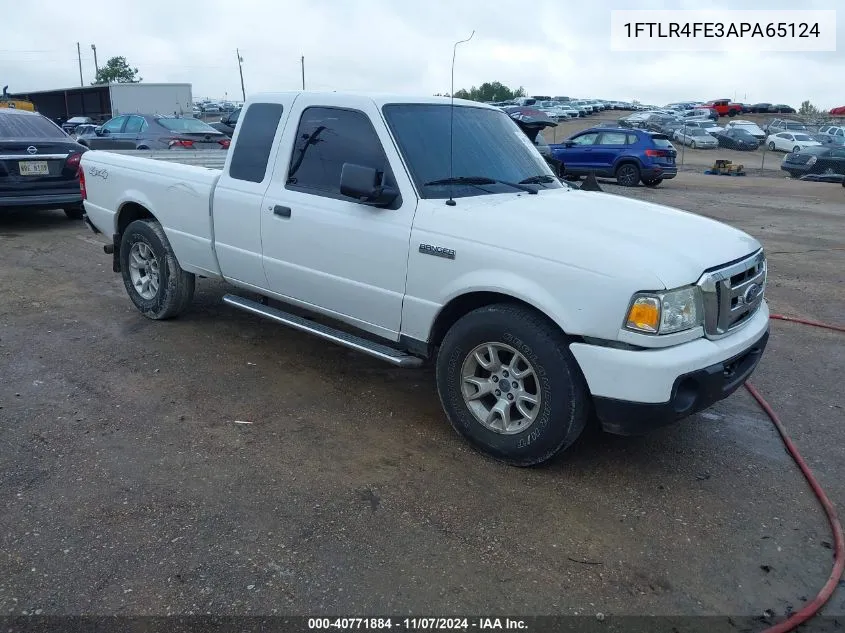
743 283 761 304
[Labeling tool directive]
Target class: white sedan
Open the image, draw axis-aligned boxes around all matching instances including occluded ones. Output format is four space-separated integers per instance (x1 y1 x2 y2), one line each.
725 120 766 139
766 132 822 153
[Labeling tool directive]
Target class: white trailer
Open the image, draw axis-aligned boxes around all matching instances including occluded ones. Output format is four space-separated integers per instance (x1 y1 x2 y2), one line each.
109 83 193 118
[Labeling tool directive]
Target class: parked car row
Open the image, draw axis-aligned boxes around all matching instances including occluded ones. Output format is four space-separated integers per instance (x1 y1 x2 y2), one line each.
489 97 637 122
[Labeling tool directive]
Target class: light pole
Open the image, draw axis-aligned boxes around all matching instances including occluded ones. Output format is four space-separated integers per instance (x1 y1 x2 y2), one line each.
91 44 99 76
76 43 83 87
236 49 246 102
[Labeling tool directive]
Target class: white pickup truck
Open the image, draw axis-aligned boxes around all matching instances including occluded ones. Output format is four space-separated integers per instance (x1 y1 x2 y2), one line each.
80 91 770 466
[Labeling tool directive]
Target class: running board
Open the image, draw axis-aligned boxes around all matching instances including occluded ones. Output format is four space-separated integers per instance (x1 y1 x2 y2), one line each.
223 294 423 368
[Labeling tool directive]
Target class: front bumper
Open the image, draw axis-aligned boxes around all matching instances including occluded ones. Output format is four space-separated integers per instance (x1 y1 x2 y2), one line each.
570 301 770 435
781 164 809 177
593 329 768 434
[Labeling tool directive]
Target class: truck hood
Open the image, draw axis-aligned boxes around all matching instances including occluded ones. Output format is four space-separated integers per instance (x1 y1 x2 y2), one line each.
420 188 761 289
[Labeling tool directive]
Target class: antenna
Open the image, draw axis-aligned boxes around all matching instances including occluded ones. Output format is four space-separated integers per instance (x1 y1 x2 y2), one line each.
446 30 475 207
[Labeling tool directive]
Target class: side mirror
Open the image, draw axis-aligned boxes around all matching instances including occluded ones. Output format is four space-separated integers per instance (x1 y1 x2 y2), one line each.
564 140 574 147
339 163 399 207
95 127 107 136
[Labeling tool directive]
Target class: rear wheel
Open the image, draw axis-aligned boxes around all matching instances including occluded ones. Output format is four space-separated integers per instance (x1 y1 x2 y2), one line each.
63 206 84 220
119 219 195 320
436 304 590 467
615 162 640 187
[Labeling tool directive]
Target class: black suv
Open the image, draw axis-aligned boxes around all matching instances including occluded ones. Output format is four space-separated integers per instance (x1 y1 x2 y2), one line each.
0 108 87 219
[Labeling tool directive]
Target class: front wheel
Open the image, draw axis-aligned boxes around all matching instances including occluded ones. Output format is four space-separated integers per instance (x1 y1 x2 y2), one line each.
120 219 195 320
690 141 697 149
435 304 590 467
768 141 776 151
793 146 801 153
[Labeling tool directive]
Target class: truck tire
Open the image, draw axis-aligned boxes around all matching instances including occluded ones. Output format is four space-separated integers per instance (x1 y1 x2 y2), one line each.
119 219 195 320
435 303 590 467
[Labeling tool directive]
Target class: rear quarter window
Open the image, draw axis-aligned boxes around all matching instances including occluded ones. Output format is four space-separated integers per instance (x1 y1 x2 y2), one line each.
0 112 67 139
228 103 284 183
650 137 674 149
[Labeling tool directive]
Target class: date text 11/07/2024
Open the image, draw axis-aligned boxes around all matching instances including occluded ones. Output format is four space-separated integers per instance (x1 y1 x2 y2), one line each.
307 618 529 630
622 21 821 38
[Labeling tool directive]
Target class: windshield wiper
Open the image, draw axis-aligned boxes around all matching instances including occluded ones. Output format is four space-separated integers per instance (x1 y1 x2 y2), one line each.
423 176 537 194
518 174 557 185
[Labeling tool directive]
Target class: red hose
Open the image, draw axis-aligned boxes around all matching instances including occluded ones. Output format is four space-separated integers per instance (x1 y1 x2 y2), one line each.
746 313 845 633
769 312 845 333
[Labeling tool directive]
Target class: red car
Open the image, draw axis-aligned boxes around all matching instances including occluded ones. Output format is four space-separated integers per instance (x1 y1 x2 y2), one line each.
704 99 744 117
829 105 845 116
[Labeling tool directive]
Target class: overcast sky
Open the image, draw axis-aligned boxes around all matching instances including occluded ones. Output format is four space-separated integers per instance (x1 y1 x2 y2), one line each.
3 0 843 108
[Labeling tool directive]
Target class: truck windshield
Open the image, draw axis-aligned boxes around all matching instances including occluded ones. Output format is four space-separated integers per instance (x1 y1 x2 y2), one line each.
382 103 561 199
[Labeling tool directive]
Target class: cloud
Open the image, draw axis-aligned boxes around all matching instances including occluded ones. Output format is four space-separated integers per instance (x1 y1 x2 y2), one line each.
1 0 843 108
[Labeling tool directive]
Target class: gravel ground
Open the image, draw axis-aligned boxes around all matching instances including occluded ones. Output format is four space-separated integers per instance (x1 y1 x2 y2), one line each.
0 173 843 628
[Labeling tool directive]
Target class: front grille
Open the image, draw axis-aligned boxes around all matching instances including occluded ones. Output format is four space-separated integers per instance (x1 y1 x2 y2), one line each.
697 250 766 339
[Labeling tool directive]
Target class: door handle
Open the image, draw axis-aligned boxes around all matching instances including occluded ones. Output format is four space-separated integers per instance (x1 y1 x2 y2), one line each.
273 205 292 218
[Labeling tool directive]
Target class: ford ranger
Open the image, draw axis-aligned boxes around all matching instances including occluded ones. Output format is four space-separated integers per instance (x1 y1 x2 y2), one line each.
79 92 770 466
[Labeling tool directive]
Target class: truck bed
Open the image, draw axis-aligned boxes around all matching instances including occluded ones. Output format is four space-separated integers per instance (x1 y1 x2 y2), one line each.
97 149 227 170
81 149 223 277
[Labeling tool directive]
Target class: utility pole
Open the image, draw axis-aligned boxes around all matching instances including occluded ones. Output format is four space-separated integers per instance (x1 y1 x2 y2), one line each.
91 44 99 76
301 56 305 90
76 42 83 87
236 49 246 102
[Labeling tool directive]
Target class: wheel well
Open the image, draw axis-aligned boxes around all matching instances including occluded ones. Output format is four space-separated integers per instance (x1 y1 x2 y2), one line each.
117 202 155 237
429 291 565 349
614 159 639 174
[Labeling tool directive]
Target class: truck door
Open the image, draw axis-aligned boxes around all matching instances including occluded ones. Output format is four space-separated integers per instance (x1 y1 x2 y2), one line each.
212 98 295 288
259 95 418 340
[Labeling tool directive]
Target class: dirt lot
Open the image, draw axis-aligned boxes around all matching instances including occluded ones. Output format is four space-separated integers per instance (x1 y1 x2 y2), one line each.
1 174 843 627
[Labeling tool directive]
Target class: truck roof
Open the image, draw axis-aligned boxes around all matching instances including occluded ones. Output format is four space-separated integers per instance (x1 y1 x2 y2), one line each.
248 91 497 110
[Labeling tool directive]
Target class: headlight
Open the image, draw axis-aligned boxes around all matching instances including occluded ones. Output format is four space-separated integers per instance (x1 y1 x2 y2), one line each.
625 286 703 335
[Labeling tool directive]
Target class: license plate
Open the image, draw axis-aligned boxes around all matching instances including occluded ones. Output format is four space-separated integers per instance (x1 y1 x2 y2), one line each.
19 161 49 176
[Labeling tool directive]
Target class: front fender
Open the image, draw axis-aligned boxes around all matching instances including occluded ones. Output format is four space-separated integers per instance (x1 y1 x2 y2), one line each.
438 269 578 336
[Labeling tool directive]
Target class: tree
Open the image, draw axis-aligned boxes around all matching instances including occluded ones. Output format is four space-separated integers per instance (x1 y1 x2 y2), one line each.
93 56 142 85
798 100 819 116
451 82 525 102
